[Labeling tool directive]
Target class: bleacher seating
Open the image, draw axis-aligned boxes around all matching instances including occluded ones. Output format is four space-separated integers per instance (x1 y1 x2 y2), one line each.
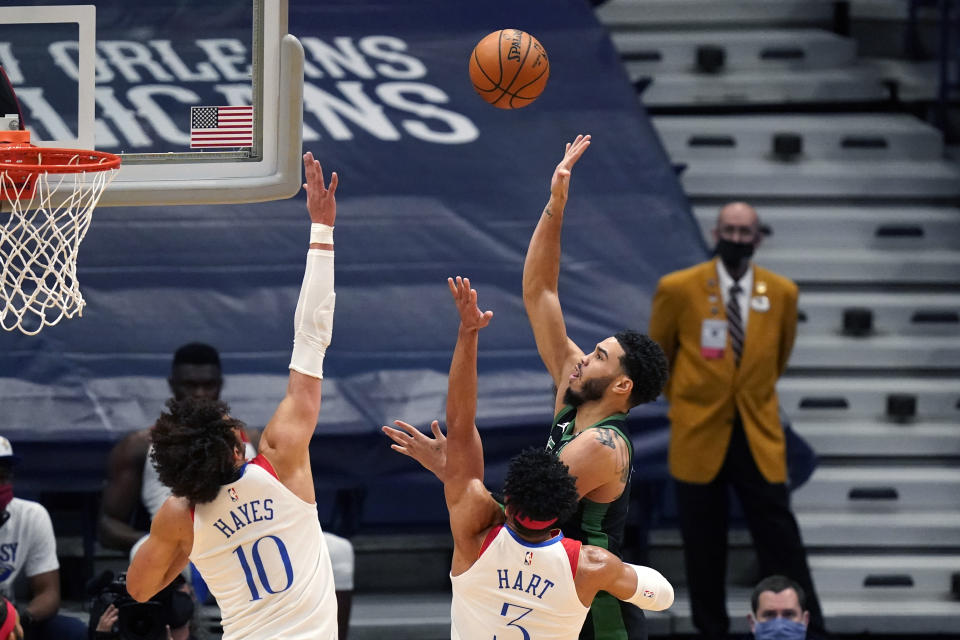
602 0 960 636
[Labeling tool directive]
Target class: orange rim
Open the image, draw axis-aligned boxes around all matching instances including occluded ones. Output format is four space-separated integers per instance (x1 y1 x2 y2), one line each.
0 147 121 174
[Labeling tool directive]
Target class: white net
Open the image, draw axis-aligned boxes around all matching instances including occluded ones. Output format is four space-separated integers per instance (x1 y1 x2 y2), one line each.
0 152 119 335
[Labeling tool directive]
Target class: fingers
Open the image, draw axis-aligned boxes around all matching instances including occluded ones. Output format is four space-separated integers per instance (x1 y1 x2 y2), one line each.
429 420 445 439
328 171 338 196
390 420 422 437
302 152 331 192
389 444 413 458
381 425 406 445
303 152 317 185
448 276 471 303
315 163 327 190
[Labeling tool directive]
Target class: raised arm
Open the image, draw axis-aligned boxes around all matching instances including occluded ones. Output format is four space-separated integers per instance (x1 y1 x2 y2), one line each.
522 135 591 412
258 152 337 504
442 278 502 570
443 276 493 496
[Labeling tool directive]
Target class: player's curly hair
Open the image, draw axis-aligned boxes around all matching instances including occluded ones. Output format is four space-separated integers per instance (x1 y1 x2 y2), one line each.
150 397 246 504
503 448 579 530
614 330 668 407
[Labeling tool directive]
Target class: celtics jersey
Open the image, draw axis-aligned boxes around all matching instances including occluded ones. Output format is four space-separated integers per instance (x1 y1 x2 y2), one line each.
547 406 645 640
545 405 632 559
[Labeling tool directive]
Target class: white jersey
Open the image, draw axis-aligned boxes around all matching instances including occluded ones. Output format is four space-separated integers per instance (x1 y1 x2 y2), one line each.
451 525 589 640
190 455 337 640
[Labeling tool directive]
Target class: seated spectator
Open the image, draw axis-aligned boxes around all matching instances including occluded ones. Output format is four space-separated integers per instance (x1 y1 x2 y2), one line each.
97 343 354 638
0 437 85 640
0 597 22 640
748 575 810 639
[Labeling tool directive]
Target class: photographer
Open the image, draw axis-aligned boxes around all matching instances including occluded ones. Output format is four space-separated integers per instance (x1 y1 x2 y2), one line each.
89 573 197 640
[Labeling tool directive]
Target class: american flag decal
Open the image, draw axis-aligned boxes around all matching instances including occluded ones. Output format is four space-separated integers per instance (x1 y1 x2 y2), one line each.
190 106 254 148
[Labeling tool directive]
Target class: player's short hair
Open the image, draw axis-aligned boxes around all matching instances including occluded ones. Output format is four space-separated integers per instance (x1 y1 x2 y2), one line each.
172 343 221 370
751 575 807 613
151 398 245 504
614 330 668 407
503 448 579 530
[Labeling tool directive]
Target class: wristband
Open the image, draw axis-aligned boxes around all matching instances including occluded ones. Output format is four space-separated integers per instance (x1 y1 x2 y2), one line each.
310 223 334 245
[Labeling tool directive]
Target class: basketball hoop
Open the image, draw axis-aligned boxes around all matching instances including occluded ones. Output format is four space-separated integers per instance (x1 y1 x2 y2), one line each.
0 132 120 335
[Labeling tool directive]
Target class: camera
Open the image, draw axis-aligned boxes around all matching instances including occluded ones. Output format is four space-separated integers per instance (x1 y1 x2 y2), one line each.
87 571 194 640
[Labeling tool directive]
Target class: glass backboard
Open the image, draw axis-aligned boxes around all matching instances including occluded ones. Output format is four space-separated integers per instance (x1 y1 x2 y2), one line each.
0 0 303 206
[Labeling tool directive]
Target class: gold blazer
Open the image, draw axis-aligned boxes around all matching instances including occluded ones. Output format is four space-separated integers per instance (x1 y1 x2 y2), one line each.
649 258 798 484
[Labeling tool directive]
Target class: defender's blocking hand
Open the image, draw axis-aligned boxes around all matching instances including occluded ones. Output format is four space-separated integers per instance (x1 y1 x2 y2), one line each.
303 151 338 226
448 276 493 332
382 420 448 481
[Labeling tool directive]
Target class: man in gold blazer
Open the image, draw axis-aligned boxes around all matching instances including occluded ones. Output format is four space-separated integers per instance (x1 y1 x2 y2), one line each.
649 202 824 639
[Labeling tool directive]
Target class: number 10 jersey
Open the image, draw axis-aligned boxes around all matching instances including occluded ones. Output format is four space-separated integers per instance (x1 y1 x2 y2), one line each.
190 455 337 640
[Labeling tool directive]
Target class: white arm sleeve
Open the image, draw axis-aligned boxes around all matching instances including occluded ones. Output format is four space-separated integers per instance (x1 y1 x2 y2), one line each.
289 224 335 379
625 564 674 611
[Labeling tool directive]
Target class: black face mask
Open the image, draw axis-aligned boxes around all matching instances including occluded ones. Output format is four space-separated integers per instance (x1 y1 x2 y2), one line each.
714 238 754 273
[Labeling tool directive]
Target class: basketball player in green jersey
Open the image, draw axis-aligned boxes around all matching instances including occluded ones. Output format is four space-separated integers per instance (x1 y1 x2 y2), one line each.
385 135 668 640
518 133 668 640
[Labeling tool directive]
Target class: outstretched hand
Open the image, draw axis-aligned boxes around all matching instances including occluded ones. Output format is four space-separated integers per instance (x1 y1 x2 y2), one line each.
448 276 493 331
381 420 448 481
550 134 591 200
303 151 338 226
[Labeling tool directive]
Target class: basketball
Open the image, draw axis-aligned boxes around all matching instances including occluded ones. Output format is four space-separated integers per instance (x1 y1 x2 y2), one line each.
469 29 550 109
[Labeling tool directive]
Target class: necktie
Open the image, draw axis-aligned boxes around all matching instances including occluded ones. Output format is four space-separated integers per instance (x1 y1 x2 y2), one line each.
727 283 744 365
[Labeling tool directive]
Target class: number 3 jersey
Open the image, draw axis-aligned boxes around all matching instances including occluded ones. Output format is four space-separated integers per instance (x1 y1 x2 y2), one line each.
190 454 337 640
451 525 589 640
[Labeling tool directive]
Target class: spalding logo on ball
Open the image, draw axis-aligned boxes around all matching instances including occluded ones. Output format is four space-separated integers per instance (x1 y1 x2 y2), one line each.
469 29 549 109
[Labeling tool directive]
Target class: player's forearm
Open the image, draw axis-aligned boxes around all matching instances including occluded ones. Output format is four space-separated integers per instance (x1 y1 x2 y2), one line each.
522 195 566 300
446 326 479 438
290 224 335 379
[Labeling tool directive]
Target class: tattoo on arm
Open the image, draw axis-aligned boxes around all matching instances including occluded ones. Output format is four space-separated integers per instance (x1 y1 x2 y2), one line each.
594 428 631 483
543 206 553 218
594 428 616 450
617 444 630 484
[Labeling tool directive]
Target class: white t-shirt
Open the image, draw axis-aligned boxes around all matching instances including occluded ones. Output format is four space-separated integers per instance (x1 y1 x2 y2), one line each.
0 498 59 600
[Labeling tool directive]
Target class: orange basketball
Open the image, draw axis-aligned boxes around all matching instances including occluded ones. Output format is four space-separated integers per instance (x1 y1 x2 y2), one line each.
469 29 550 109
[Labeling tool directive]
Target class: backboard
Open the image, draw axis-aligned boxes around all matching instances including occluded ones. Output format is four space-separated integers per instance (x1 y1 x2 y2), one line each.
0 0 303 206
